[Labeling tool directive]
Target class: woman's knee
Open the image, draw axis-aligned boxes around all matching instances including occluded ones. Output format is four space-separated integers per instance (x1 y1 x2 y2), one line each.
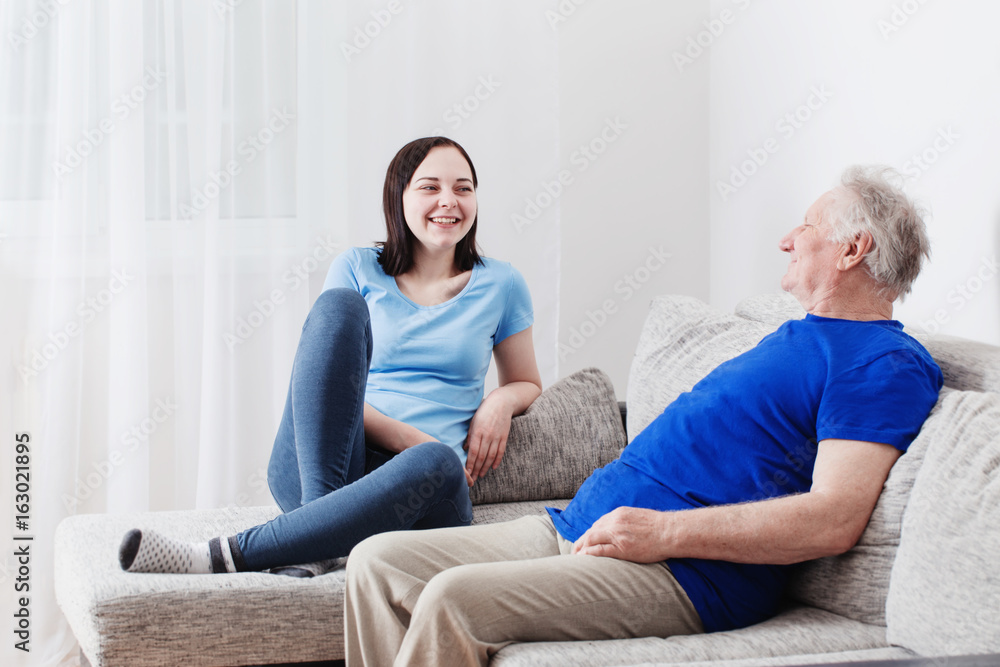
308 288 369 328
407 442 467 491
403 442 472 526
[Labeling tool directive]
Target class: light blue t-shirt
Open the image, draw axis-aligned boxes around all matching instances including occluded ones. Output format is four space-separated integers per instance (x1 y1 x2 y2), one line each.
323 247 534 462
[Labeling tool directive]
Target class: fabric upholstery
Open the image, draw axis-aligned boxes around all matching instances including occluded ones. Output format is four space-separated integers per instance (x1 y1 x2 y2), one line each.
885 389 1000 655
912 334 1000 393
491 605 889 666
617 647 915 667
470 367 626 504
626 295 774 442
785 388 955 625
472 499 569 525
54 500 569 666
54 505 348 667
734 292 806 327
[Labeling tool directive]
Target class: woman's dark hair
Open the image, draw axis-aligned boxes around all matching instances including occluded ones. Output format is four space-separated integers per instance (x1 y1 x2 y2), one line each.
376 137 483 276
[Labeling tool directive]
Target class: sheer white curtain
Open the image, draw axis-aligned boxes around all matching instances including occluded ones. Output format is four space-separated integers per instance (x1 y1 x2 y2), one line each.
0 0 557 663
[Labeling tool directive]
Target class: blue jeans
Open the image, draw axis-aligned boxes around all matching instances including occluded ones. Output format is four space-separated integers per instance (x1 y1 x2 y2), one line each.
235 288 473 572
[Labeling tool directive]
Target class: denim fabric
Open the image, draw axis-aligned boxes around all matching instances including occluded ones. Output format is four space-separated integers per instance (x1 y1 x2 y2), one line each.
237 288 472 571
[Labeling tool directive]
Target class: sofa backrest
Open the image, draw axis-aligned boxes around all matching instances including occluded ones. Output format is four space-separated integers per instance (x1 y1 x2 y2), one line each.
884 388 1000 655
625 293 1000 628
625 295 774 441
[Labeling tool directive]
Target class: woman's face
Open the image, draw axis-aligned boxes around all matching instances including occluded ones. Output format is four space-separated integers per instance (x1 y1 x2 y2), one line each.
401 146 477 257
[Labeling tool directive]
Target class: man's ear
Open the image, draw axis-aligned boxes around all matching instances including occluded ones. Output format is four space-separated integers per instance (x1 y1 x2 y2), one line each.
838 232 873 271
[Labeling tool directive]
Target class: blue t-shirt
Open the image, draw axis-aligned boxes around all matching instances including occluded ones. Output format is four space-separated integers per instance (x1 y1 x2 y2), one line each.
548 314 942 633
323 247 533 463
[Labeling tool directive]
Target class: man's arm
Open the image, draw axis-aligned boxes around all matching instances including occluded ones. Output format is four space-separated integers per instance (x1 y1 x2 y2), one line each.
572 438 901 565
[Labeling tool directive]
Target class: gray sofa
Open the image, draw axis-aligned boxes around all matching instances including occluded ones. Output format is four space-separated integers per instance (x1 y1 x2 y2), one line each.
54 293 1000 666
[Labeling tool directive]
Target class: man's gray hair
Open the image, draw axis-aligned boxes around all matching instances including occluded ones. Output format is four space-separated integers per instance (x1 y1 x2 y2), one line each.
827 165 930 301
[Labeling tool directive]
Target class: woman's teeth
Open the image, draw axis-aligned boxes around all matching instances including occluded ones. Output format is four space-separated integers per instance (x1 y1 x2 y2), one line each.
430 217 459 225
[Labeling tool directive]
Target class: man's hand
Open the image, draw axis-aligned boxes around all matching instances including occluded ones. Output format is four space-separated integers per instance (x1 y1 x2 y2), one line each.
572 507 669 563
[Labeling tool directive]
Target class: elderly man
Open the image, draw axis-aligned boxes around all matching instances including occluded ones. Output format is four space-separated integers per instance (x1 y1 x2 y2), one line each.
343 166 943 667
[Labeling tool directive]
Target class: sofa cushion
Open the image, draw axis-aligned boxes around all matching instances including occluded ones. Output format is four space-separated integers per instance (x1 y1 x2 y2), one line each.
885 389 1000 655
785 388 955 625
473 499 569 525
734 292 806 327
625 295 774 442
615 647 915 667
469 367 626 505
491 605 890 667
910 334 1000 394
55 500 570 666
54 506 349 667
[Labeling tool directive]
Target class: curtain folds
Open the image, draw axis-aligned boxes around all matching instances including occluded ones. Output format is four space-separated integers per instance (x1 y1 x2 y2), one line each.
1 1 558 663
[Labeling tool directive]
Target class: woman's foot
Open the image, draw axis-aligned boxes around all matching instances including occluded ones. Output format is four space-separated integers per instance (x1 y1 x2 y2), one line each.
118 529 241 574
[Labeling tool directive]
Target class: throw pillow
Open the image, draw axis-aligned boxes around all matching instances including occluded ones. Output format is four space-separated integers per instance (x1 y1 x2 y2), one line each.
469 367 626 505
885 389 1000 655
734 291 806 327
786 388 954 626
625 295 775 442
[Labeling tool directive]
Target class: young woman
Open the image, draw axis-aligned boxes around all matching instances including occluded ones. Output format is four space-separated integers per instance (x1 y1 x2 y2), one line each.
119 137 542 574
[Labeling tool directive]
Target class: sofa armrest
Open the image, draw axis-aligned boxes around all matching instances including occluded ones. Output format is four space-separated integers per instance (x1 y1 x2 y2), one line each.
469 368 627 505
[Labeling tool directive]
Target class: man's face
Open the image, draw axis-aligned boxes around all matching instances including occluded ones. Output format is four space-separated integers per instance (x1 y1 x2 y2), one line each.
778 190 847 306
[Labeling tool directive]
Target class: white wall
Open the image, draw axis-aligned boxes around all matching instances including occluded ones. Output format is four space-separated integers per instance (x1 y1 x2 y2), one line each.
553 0 1000 397
557 0 711 396
708 0 1000 343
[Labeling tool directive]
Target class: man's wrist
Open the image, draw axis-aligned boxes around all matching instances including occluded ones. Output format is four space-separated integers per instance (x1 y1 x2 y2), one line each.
655 510 678 561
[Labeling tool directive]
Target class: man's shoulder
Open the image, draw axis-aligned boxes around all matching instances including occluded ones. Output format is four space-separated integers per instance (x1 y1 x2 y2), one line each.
795 316 936 368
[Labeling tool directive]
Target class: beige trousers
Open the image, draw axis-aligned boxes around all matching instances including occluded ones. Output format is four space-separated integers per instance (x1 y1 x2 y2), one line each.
344 514 703 667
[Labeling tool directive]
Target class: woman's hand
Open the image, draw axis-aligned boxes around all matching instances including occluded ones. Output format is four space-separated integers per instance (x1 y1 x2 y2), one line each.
464 327 542 483
367 404 474 486
464 390 515 482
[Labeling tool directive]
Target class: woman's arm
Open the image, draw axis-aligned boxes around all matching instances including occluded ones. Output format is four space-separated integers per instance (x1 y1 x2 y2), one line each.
365 404 476 486
363 404 436 454
465 326 543 481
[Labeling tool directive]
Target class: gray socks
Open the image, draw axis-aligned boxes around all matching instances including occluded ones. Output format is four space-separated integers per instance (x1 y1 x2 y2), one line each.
118 529 242 574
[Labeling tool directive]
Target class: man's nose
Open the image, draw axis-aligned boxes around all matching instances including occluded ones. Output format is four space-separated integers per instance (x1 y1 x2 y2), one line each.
778 227 799 252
